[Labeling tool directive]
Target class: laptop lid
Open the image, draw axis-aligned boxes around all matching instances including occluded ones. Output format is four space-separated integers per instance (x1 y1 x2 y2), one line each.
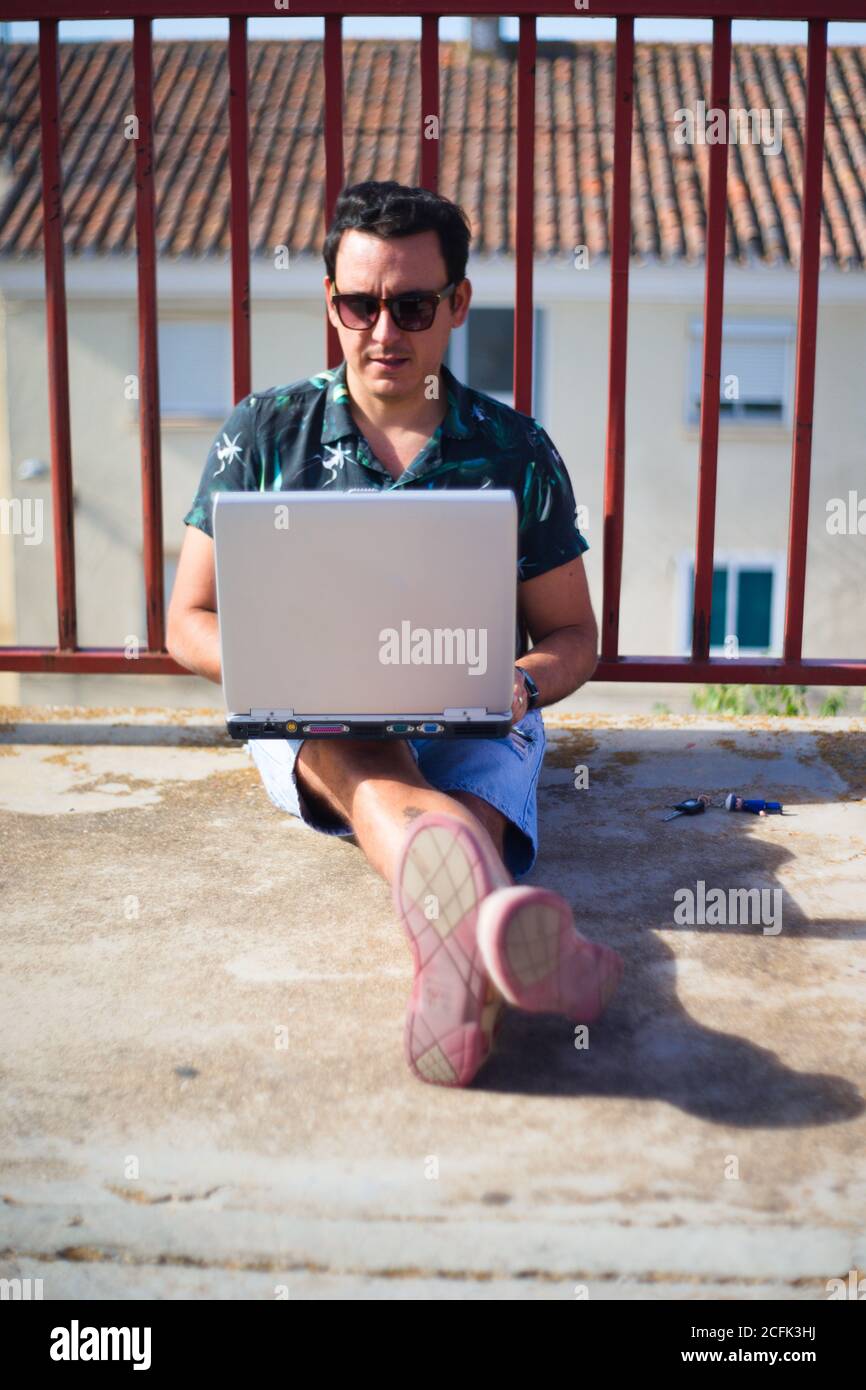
213 490 518 720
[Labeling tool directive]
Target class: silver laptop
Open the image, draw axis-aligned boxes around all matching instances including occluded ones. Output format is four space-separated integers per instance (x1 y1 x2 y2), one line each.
213 490 517 739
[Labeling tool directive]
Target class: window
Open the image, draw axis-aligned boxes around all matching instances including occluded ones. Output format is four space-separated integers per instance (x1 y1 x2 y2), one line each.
158 320 232 419
678 553 784 656
687 319 793 425
447 307 543 412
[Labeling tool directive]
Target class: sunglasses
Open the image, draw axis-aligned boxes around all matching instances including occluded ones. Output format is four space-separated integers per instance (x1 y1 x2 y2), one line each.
329 282 456 333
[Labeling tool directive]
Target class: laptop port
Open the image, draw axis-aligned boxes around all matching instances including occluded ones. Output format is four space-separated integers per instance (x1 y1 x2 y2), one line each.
417 722 443 734
386 722 414 734
303 723 350 734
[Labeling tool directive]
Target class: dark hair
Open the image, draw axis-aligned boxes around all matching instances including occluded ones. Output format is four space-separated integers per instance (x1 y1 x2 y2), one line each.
323 180 472 287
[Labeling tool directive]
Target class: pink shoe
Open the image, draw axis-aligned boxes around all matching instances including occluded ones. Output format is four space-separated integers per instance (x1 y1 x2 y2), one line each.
477 886 623 1023
393 812 508 1087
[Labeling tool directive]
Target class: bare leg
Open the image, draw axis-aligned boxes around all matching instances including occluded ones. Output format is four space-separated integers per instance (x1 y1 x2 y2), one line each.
294 739 621 1082
295 738 514 887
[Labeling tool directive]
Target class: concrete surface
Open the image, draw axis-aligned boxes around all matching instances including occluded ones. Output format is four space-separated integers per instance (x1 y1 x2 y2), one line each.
0 706 864 1301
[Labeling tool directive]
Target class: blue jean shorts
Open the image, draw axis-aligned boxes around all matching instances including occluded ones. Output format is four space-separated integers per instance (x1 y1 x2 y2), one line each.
247 707 546 880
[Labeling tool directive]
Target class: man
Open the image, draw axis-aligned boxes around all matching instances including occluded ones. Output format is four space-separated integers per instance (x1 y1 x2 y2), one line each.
168 180 623 1089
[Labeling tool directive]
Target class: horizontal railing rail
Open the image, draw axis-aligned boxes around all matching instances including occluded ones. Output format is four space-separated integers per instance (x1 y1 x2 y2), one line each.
1 3 864 685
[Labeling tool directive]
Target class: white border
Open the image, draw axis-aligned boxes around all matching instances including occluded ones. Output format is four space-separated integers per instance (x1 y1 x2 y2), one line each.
684 315 795 428
675 548 786 658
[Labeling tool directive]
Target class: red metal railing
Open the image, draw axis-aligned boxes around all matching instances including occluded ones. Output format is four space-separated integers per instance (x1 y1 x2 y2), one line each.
690 17 731 666
132 17 165 656
2 2 865 686
600 14 634 665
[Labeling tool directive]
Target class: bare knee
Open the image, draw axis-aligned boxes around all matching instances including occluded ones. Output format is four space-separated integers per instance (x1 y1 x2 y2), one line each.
449 789 508 853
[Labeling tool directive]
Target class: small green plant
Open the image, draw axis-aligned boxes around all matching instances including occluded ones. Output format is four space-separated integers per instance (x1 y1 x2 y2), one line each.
691 684 815 716
691 684 752 715
818 690 846 717
750 684 809 717
652 702 672 715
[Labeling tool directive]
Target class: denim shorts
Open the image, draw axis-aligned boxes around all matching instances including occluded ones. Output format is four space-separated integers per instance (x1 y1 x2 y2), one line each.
246 707 546 880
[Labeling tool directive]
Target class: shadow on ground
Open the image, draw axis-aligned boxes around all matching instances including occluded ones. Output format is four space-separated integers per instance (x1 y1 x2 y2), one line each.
477 723 865 1126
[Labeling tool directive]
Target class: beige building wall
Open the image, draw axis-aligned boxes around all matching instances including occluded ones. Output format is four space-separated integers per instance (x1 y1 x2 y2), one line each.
0 293 20 703
1 268 863 711
544 294 866 667
2 293 323 708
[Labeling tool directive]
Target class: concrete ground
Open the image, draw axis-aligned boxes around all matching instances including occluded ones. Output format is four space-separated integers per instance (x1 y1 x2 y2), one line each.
0 705 864 1301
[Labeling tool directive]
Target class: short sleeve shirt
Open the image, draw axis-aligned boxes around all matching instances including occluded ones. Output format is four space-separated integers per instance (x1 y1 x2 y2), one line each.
184 360 589 659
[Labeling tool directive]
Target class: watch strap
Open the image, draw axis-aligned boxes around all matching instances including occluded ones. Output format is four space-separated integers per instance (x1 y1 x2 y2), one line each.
515 665 540 709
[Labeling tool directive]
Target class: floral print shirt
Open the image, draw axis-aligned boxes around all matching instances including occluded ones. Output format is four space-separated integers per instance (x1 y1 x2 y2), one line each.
184 360 589 659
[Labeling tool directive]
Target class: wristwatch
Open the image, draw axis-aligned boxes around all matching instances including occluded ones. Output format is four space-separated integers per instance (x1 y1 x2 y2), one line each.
515 665 540 710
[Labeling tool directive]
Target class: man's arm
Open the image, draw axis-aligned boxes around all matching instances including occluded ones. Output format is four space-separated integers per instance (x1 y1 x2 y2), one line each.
166 525 222 684
514 555 598 709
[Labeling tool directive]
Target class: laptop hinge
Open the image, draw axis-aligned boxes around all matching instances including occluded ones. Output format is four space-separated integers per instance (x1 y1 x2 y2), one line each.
443 707 489 719
250 708 295 719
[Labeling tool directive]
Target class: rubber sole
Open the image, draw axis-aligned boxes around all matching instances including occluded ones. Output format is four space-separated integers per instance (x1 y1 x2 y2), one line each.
393 812 506 1087
477 885 623 1023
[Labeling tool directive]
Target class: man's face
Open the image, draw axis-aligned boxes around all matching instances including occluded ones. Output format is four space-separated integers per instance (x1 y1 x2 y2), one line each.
324 229 470 402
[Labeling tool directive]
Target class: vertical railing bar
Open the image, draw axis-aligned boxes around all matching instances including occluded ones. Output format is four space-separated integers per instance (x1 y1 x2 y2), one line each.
514 14 536 416
132 17 165 653
784 18 828 662
228 15 251 402
601 17 634 662
419 14 439 192
38 18 77 651
692 17 732 662
323 14 344 370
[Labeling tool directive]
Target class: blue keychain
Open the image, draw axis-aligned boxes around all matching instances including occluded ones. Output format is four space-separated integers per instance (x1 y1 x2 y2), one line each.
725 794 783 816
664 792 787 822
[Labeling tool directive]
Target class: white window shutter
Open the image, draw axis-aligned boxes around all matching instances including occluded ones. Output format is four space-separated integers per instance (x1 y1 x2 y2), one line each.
158 321 232 417
688 318 792 420
721 336 787 405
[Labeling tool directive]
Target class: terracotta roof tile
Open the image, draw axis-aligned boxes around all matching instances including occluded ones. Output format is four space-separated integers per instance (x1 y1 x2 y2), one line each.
1 36 864 268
